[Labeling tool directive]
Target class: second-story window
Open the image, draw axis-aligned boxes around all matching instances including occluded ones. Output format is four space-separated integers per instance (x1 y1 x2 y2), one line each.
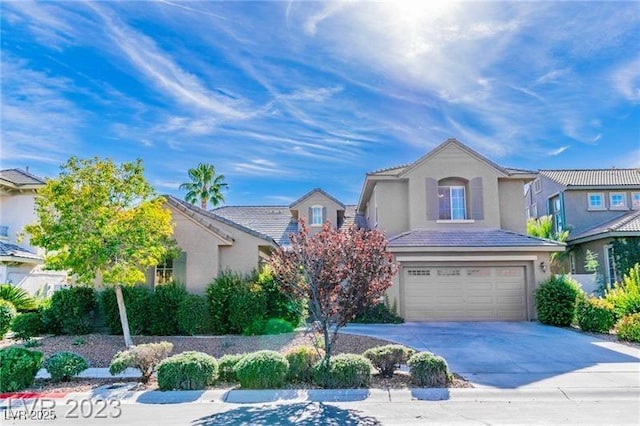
587 193 604 210
609 192 627 210
633 192 640 210
311 206 323 226
439 186 466 220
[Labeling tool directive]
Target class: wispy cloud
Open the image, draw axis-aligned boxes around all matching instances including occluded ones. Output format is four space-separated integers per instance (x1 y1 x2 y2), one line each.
611 57 640 103
231 159 290 177
547 146 570 156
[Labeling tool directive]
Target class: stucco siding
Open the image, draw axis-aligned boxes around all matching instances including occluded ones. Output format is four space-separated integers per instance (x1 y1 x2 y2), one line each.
0 193 39 253
404 144 502 229
564 190 634 235
293 192 343 234
498 179 527 233
374 181 409 236
570 238 612 275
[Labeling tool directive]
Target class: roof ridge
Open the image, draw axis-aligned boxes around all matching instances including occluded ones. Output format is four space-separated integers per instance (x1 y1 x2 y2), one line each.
0 168 46 184
367 163 412 175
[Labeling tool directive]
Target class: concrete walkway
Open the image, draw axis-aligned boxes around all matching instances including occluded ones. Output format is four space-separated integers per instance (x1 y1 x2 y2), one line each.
342 322 640 390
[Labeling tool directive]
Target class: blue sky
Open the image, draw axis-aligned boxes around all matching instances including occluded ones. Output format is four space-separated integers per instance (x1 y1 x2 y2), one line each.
2 1 639 206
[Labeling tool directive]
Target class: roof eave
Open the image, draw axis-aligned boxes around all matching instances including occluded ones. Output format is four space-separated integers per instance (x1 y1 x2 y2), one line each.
568 230 640 245
388 245 565 253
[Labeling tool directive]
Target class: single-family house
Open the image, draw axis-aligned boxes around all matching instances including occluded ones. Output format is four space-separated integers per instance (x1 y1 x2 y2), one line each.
0 168 67 294
525 168 640 284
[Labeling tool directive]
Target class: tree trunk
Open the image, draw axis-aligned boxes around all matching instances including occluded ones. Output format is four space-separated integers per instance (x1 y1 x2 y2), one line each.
115 285 133 347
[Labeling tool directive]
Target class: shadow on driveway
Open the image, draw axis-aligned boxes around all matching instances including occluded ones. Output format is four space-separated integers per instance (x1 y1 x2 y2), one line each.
343 321 640 388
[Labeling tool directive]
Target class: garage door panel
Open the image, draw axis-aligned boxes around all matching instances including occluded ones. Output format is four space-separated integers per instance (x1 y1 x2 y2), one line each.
404 266 526 321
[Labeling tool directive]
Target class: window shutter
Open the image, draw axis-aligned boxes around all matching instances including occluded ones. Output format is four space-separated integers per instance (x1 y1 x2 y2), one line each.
145 268 155 290
173 251 187 285
425 178 438 220
322 207 327 224
308 207 312 224
470 177 484 220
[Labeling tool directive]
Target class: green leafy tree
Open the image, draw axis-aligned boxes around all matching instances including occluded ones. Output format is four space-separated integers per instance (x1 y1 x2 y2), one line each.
612 238 640 280
23 157 176 347
526 215 569 273
179 163 228 209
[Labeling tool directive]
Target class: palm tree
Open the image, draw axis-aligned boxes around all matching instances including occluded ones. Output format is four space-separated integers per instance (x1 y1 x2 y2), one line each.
179 163 228 209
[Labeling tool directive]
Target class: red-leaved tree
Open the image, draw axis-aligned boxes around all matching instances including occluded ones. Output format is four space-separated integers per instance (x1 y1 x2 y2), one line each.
270 220 398 363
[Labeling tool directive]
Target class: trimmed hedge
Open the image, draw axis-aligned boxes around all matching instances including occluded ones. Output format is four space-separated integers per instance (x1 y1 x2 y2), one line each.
157 351 218 390
44 351 89 382
313 354 372 389
616 313 640 342
285 345 324 383
207 271 244 335
11 312 45 341
177 294 211 335
229 283 266 335
218 354 245 382
408 351 450 387
235 350 289 389
49 286 97 335
0 347 43 392
150 282 188 335
576 296 616 333
363 344 415 378
535 275 581 326
99 286 153 335
109 341 173 383
0 299 17 339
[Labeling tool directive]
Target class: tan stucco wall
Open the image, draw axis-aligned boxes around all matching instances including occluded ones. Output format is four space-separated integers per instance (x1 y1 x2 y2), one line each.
498 179 528 233
571 239 612 275
404 144 503 230
292 192 343 235
216 223 273 277
373 181 409 237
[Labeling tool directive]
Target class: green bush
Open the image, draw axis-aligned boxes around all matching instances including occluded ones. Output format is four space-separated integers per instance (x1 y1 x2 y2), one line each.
576 296 616 333
39 298 62 335
218 354 245 382
11 312 44 341
177 294 211 335
229 282 266 335
258 267 306 327
606 264 640 319
363 344 415 378
207 271 245 335
313 354 372 389
44 351 89 382
235 350 289 389
285 345 324 383
0 284 37 312
49 286 97 335
157 351 218 390
0 347 43 392
615 313 640 342
150 282 188 335
99 286 153 335
0 299 17 339
353 298 404 324
408 352 451 387
263 318 295 335
109 341 173 383
535 275 581 326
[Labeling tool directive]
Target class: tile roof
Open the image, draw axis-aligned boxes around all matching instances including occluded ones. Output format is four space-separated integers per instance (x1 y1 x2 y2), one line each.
289 188 346 209
539 169 640 187
213 205 359 246
0 169 45 186
387 229 565 248
568 210 640 242
0 241 42 261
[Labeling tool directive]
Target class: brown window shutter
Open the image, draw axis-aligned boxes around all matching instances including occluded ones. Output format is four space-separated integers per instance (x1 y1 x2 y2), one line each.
426 178 438 220
322 207 327 224
470 177 484 220
308 207 312 223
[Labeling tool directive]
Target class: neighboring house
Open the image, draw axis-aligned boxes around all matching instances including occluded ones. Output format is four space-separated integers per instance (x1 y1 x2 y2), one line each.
157 189 360 294
525 169 640 284
0 169 67 294
357 138 564 321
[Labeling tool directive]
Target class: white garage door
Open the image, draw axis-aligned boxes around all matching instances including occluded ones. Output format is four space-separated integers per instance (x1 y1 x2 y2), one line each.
404 266 526 321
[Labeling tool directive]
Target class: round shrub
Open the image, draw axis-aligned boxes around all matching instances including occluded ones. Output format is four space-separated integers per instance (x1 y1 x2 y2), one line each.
39 298 62 335
49 286 97 335
313 354 372 389
0 299 17 339
576 296 616 333
177 294 211 335
99 286 153 335
228 283 266 335
263 318 295 335
0 347 43 392
285 345 324 383
157 351 218 390
109 341 173 383
218 354 245 382
11 312 45 341
235 350 289 389
150 282 188 335
535 275 581 326
616 313 640 342
363 344 415 378
408 352 450 387
44 351 89 382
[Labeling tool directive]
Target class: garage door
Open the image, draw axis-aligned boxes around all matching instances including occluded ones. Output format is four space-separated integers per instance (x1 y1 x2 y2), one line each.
404 266 526 321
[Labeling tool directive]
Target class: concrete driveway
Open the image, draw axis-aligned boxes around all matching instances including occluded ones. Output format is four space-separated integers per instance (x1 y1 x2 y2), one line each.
342 322 640 389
